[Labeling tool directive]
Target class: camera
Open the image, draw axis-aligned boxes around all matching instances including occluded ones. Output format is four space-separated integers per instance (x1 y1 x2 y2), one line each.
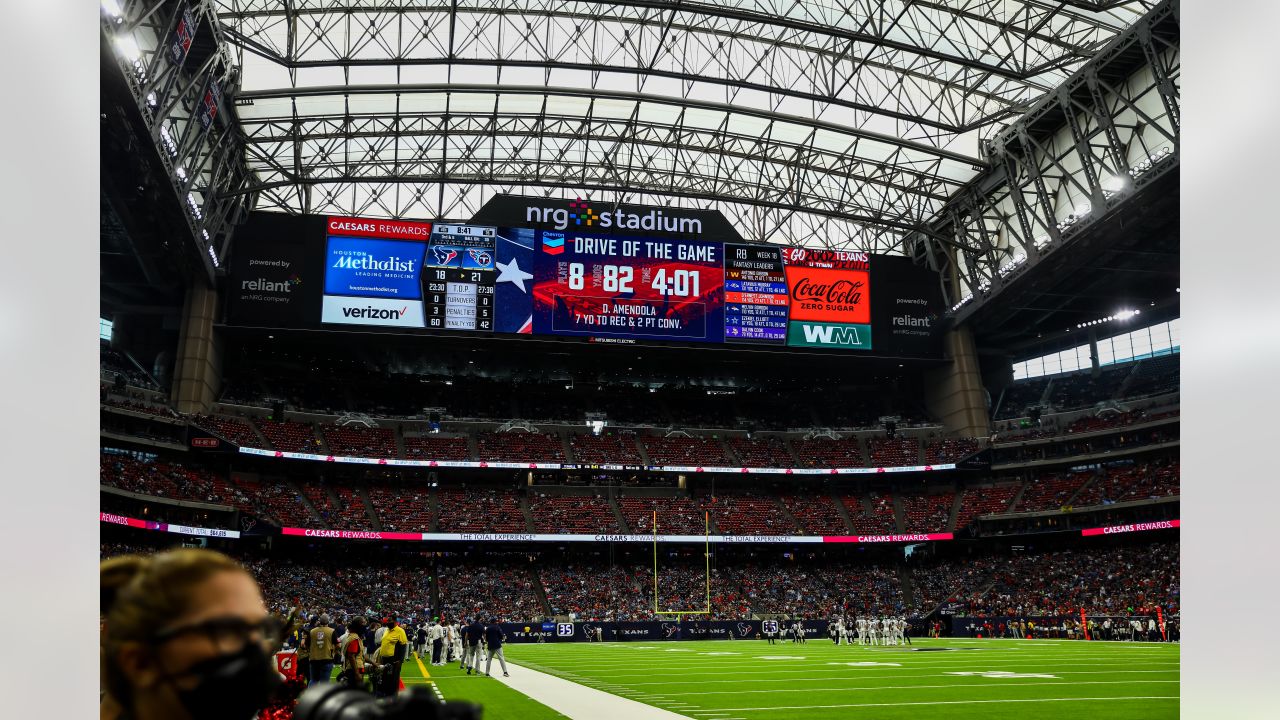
294 684 483 720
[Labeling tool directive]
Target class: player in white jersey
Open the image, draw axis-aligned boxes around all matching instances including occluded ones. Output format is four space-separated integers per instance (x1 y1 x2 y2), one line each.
835 618 847 645
856 617 867 645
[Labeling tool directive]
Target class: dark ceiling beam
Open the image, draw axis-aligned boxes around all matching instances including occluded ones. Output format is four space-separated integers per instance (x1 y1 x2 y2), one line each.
219 50 968 134
215 0 1090 80
239 83 985 166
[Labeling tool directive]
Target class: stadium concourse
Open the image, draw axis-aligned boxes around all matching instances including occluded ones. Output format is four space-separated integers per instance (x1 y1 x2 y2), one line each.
99 0 1180 718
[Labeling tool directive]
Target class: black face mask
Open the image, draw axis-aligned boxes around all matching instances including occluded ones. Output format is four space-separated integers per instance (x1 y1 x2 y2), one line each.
169 641 281 720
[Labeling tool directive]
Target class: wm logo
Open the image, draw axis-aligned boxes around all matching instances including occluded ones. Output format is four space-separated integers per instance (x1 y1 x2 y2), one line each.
802 324 860 344
788 322 872 349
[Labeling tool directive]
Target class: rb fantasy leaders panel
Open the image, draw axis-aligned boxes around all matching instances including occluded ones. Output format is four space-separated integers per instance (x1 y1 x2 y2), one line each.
531 231 726 343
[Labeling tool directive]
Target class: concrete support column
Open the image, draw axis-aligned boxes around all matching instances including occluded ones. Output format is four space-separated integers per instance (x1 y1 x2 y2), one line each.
170 283 222 414
923 326 991 438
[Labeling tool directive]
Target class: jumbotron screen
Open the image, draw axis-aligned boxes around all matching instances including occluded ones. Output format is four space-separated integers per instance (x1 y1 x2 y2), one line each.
225 210 944 357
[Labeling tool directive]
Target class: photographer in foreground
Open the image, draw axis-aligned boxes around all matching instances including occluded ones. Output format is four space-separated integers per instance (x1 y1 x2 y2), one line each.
100 548 284 720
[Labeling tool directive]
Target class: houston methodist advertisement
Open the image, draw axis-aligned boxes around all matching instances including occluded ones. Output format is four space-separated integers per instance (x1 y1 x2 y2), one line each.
224 201 944 357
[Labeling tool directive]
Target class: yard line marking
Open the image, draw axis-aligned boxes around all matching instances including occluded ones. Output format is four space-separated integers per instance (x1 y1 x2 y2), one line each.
685 696 1179 713
618 668 1178 686
663 680 1177 696
570 660 1179 677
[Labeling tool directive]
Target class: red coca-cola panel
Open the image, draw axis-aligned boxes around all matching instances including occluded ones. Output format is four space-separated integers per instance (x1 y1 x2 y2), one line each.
783 265 871 324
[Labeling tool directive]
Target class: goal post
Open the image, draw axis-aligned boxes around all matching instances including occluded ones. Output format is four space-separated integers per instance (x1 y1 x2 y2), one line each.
652 509 712 616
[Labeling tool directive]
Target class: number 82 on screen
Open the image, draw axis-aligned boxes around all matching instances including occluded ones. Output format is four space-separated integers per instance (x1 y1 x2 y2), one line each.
567 263 700 297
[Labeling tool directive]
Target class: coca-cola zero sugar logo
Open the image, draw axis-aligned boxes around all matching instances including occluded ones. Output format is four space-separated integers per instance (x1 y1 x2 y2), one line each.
785 266 871 324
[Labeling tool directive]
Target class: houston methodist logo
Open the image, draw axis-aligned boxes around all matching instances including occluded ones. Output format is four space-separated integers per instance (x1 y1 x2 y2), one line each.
526 198 703 234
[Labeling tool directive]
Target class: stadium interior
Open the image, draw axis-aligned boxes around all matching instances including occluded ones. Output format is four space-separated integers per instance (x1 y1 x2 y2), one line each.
98 1 1181 718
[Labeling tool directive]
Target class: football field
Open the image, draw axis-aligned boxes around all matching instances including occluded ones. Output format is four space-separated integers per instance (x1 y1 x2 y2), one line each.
403 638 1179 720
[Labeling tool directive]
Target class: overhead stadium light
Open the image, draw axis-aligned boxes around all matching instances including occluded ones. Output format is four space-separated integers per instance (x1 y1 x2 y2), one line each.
114 35 141 63
1103 174 1128 193
101 0 123 19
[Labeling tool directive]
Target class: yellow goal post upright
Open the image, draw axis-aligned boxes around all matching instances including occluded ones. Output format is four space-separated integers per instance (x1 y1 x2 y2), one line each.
652 509 712 616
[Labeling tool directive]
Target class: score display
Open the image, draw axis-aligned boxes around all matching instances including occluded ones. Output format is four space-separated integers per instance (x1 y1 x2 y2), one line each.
422 224 496 331
251 214 941 356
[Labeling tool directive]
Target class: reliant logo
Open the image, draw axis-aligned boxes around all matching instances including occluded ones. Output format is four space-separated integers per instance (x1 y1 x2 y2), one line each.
526 198 703 234
241 278 295 293
331 255 417 273
892 315 931 328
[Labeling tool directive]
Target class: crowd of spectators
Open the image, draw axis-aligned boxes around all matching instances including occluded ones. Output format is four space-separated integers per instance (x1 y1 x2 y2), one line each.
256 420 324 453
1047 365 1132 411
100 344 158 390
727 437 796 467
620 494 710 534
101 537 1179 625
901 492 954 533
570 432 643 465
320 425 398 458
190 414 261 446
640 436 732 467
953 484 1021 528
437 560 544 621
955 542 1180 618
529 493 622 534
867 437 920 467
435 488 527 532
363 482 432 532
843 492 899 534
791 437 865 468
706 493 796 535
925 437 980 464
402 435 471 461
1016 470 1096 512
1125 355 1180 398
475 432 565 463
102 396 180 419
781 494 847 535
994 377 1050 420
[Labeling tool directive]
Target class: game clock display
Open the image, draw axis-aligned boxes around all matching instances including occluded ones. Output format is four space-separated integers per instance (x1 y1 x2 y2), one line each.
422 224 497 331
531 233 725 342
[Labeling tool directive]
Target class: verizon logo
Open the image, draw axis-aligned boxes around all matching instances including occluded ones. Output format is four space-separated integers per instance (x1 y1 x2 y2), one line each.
343 305 408 320
321 296 424 327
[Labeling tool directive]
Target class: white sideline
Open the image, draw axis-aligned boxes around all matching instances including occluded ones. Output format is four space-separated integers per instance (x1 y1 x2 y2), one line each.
493 661 695 720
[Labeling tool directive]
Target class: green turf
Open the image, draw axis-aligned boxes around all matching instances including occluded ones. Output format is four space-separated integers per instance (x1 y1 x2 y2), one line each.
398 651 570 720
502 638 1179 720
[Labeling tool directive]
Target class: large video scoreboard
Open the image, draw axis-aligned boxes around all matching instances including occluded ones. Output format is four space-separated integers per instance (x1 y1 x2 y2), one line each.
226 211 945 357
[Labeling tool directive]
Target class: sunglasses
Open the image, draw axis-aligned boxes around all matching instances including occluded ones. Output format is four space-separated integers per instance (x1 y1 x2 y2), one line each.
152 616 287 653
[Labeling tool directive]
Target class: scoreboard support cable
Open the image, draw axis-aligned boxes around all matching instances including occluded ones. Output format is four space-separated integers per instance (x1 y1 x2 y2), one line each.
652 510 712 616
